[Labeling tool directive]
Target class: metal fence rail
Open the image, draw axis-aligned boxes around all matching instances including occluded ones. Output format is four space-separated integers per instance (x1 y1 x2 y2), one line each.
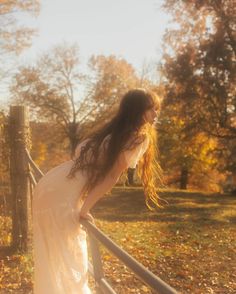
25 148 44 181
81 219 178 294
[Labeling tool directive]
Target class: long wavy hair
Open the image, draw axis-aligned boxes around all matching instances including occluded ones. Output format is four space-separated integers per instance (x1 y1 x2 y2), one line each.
67 88 166 210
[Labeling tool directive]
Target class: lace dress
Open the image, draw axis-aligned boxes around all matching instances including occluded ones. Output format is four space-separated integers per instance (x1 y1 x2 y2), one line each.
32 134 149 294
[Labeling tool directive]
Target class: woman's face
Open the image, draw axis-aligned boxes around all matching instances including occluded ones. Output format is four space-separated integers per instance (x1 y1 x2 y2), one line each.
143 104 159 125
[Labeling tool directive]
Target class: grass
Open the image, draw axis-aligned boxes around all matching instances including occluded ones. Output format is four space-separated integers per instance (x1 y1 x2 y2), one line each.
0 188 236 293
88 187 236 294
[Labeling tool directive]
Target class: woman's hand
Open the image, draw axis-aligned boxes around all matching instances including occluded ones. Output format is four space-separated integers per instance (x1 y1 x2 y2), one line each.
79 212 95 224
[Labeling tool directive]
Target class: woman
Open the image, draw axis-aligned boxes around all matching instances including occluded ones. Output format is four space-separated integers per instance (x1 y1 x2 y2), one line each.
32 88 164 294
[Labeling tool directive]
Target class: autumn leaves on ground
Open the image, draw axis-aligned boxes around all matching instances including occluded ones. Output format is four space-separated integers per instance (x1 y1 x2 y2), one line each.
0 188 235 294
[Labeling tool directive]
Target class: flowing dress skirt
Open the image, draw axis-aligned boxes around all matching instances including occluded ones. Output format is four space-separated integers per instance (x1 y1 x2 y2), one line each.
32 160 92 294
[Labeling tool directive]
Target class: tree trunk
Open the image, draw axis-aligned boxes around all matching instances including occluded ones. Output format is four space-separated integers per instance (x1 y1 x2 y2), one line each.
125 168 135 186
68 122 79 157
180 166 188 190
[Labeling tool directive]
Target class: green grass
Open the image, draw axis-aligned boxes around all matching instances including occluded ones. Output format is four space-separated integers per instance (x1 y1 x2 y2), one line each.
1 188 236 293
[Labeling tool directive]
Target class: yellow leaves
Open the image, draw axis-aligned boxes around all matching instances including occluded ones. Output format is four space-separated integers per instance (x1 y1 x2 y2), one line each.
0 253 33 292
103 254 112 261
34 141 47 166
162 250 173 257
1 188 235 293
0 216 12 246
89 55 139 105
0 0 39 55
140 285 149 292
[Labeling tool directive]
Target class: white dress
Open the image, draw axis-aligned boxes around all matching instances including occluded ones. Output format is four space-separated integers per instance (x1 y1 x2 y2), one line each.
32 134 149 294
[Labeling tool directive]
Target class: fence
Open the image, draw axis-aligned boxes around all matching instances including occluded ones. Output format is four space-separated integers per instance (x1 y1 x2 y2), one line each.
7 105 178 294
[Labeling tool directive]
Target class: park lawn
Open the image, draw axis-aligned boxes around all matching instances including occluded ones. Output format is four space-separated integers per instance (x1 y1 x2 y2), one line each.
0 188 236 293
88 187 236 294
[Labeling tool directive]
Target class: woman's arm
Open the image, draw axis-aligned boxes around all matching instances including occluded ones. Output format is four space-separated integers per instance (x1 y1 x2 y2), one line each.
79 135 149 218
79 153 127 218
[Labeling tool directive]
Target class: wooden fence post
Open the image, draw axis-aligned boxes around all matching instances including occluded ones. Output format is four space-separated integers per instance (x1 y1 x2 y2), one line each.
9 105 31 253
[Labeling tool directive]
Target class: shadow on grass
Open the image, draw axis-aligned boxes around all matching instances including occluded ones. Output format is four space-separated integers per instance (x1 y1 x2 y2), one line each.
91 187 236 225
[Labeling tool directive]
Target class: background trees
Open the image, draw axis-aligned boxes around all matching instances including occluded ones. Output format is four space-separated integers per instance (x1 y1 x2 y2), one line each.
158 109 221 190
11 43 82 152
1 1 234 192
0 0 39 87
160 0 235 190
87 55 139 122
0 1 40 207
11 44 140 155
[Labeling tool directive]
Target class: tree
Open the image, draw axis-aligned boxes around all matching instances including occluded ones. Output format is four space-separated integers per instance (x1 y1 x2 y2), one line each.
11 43 85 152
30 120 70 172
158 108 221 190
161 0 235 186
0 0 39 54
11 44 140 155
0 0 39 84
87 55 140 123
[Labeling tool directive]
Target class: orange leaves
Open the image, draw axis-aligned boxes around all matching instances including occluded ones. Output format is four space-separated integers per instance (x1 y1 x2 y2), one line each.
0 253 33 292
0 0 39 55
1 188 236 293
0 215 12 247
